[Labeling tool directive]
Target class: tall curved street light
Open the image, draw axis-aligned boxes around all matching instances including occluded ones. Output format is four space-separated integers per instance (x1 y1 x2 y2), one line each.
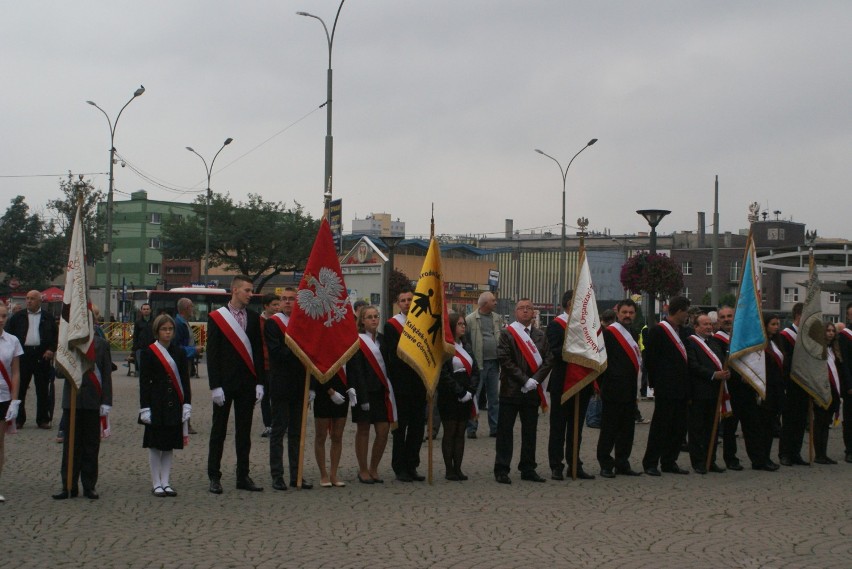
297 0 346 215
534 138 598 304
636 209 671 324
186 138 234 285
87 85 145 320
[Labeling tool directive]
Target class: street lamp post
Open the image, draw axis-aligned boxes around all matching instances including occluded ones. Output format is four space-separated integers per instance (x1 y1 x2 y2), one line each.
116 258 122 322
297 0 346 215
382 235 404 320
636 209 671 324
186 138 234 285
87 85 145 320
535 138 598 303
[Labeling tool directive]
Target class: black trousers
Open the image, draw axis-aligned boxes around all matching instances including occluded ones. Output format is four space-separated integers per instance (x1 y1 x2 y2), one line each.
812 405 835 459
494 400 539 476
735 392 768 466
597 399 637 470
59 409 101 492
207 386 255 481
391 393 425 475
780 382 809 460
843 395 852 455
269 396 302 483
548 385 591 471
643 398 688 470
688 398 717 467
18 350 55 427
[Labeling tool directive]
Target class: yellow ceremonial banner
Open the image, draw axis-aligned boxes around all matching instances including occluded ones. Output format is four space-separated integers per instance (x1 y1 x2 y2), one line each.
397 237 455 397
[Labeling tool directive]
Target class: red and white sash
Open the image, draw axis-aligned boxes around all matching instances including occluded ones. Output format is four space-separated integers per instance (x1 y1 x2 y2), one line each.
452 343 478 419
713 331 730 346
151 342 185 404
387 313 405 334
507 322 547 410
271 312 289 335
767 340 784 370
780 326 797 346
358 333 397 422
609 323 641 374
87 365 103 398
839 328 852 342
688 335 723 371
554 313 569 329
659 320 687 362
0 359 13 398
209 306 256 377
827 350 841 397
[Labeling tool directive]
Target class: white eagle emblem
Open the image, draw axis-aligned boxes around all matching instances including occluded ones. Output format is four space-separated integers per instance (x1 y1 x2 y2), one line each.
297 267 348 327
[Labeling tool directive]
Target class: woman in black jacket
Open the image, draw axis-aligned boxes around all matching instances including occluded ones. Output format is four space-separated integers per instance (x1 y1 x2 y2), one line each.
813 323 845 464
139 314 191 497
438 313 479 480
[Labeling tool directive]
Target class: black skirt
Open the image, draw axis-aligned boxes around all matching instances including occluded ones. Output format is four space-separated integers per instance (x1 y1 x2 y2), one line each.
351 391 393 424
313 388 349 419
143 424 184 451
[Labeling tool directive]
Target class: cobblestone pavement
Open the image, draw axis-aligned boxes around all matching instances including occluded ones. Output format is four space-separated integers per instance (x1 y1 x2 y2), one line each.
3 356 851 568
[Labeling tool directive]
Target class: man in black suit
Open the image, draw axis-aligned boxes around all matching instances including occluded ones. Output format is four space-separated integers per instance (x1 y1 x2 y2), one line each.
206 275 266 493
546 290 595 481
4 289 58 429
265 287 313 490
383 287 426 482
778 302 809 466
686 314 730 474
597 299 643 478
52 334 113 500
839 303 852 463
493 298 553 484
642 295 691 476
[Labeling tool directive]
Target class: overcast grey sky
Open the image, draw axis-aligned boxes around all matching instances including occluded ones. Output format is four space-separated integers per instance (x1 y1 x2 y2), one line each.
2 1 850 240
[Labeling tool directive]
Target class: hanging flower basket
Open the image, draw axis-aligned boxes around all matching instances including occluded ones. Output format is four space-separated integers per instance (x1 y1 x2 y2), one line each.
620 252 683 298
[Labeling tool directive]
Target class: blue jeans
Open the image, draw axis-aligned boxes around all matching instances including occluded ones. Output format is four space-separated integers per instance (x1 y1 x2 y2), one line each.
468 359 499 435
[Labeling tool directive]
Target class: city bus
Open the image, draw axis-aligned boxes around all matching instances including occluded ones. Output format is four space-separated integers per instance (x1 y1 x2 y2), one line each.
126 287 264 324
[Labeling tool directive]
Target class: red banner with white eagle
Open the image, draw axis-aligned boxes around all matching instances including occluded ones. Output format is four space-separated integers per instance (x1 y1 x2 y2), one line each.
285 219 359 383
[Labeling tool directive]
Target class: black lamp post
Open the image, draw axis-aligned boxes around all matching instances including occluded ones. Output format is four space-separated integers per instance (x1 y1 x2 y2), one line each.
636 209 671 324
382 235 404 320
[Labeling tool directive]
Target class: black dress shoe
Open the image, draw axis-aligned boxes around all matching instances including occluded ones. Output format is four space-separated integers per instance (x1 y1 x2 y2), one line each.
445 472 460 481
410 471 426 482
600 468 616 479
661 465 689 475
209 480 223 494
52 488 78 500
291 480 313 490
521 471 546 482
726 461 744 471
358 474 375 484
551 468 564 481
575 468 595 480
395 472 413 482
814 456 837 465
709 463 726 473
83 489 99 500
644 467 661 477
272 478 288 491
692 465 707 475
779 456 793 467
236 477 263 491
495 473 512 484
615 467 642 476
753 462 780 472
791 456 810 466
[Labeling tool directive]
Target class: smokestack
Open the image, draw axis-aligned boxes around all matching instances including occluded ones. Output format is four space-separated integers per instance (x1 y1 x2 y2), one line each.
697 212 706 248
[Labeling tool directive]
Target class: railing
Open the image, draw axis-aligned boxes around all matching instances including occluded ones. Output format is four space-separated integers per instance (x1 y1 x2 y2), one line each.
101 322 207 351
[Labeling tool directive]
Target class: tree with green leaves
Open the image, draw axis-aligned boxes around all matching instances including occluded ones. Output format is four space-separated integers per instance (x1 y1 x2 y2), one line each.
0 196 65 290
47 172 106 264
161 193 319 292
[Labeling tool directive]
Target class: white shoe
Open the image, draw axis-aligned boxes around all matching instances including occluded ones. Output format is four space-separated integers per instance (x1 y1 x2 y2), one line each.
0 494 5 502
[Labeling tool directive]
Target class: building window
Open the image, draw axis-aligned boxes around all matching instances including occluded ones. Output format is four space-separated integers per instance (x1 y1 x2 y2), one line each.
148 263 161 275
829 292 840 304
148 237 161 249
166 266 191 275
730 260 740 283
681 261 692 275
783 287 799 303
767 228 786 241
149 212 162 224
705 260 713 275
682 287 690 300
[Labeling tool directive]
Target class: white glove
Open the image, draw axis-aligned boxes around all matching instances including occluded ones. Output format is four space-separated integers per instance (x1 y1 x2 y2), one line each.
346 388 357 407
182 403 192 422
360 402 370 411
255 384 265 402
458 392 472 403
521 378 538 394
139 408 152 424
309 390 316 403
211 388 225 407
330 391 346 405
99 404 111 417
4 400 20 422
